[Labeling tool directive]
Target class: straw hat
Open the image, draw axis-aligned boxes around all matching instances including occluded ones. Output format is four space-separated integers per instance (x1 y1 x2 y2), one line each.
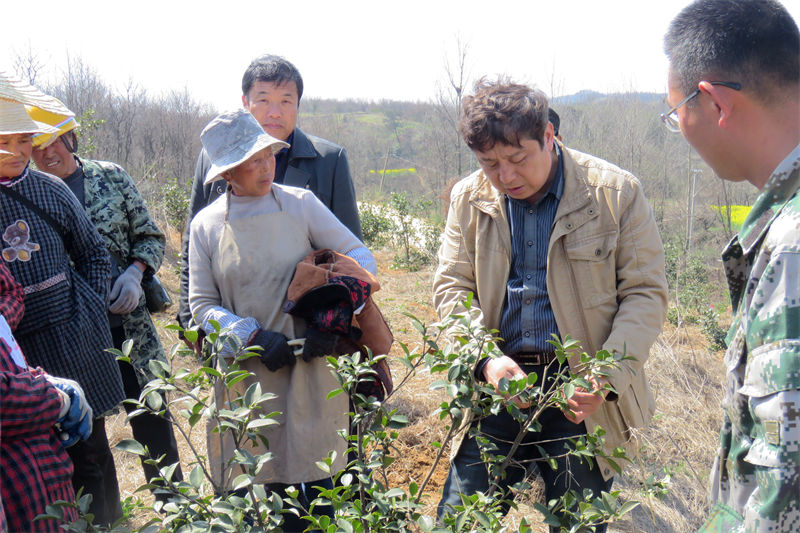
200 109 289 185
0 71 76 146
0 99 59 136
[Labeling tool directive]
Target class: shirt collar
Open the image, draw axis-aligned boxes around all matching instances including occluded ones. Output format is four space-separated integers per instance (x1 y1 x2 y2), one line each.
275 131 294 158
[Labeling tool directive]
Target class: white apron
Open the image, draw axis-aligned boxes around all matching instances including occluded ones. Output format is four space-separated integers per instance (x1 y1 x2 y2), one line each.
207 190 348 488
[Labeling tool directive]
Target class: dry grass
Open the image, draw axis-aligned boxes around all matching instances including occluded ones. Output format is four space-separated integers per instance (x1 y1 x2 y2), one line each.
107 242 724 532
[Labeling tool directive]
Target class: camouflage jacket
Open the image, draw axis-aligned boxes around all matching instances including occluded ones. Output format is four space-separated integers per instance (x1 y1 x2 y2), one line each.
703 143 800 532
81 158 167 386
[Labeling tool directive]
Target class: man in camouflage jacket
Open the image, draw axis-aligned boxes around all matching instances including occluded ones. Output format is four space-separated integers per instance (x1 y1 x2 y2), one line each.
664 1 800 530
33 131 182 498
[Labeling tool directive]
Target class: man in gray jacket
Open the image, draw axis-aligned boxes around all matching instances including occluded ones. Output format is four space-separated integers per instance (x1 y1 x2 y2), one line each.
178 54 362 332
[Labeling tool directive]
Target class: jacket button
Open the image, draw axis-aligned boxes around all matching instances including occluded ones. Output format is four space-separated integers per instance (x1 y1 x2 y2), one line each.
588 208 595 215
595 249 602 256
565 222 573 230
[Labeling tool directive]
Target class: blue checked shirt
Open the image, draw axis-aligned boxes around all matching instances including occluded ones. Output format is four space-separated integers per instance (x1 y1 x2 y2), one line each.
499 146 564 355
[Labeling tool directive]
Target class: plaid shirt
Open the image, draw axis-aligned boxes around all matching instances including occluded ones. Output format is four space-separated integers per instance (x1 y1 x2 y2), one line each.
0 262 77 532
0 169 124 414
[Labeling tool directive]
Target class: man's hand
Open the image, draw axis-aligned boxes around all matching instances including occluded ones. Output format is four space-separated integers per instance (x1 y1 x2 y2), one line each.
109 264 143 315
562 376 609 424
483 355 530 409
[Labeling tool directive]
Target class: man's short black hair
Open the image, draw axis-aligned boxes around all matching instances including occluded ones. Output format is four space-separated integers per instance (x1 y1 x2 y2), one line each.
664 0 799 101
242 54 304 102
460 77 549 152
548 108 560 137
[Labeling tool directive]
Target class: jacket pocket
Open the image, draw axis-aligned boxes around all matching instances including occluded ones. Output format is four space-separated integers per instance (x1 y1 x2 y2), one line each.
564 230 618 308
617 385 650 429
741 390 792 469
15 272 76 336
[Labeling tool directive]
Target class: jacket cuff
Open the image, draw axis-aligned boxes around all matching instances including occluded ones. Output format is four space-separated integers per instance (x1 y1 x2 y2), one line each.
474 357 491 381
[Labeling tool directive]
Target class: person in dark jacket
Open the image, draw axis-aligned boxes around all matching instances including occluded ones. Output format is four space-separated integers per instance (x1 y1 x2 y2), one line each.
178 54 362 341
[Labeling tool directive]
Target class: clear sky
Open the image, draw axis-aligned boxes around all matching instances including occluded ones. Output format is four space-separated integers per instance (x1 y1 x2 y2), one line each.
3 0 799 111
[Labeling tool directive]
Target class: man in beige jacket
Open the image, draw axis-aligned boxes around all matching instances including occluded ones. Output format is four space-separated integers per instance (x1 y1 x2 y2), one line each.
434 79 668 532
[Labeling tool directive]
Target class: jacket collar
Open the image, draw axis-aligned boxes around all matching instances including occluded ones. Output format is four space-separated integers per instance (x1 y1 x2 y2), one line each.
286 127 316 161
282 127 316 188
738 142 800 255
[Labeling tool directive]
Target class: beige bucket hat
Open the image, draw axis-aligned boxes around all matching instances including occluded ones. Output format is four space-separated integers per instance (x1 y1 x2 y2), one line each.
0 71 76 146
200 109 289 185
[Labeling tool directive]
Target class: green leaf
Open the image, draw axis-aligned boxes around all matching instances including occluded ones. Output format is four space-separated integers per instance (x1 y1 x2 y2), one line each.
416 515 434 531
247 418 279 429
200 366 222 378
116 439 146 456
384 487 405 498
327 388 344 400
316 460 332 474
232 473 253 490
189 465 203 488
336 518 353 533
121 339 134 357
618 500 640 516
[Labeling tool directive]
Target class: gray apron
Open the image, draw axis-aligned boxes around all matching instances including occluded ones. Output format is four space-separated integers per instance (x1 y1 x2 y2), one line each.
207 190 348 488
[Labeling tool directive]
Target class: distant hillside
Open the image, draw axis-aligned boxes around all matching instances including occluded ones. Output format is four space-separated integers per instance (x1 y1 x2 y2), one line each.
552 90 664 105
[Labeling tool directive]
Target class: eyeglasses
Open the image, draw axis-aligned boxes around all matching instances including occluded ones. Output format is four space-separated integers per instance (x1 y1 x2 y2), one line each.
660 81 742 133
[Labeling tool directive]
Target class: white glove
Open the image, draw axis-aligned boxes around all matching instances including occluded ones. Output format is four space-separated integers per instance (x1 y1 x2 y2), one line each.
109 264 143 315
47 375 93 447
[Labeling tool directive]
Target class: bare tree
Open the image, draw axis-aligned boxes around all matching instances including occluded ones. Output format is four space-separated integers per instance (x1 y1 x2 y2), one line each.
12 41 45 85
433 36 471 185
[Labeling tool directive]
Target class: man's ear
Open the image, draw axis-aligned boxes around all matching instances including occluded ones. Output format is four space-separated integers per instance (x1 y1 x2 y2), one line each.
543 121 555 150
241 94 248 109
699 81 735 128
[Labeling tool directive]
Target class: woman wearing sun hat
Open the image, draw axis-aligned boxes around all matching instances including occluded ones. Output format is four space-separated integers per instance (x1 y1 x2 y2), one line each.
188 108 375 529
0 74 125 526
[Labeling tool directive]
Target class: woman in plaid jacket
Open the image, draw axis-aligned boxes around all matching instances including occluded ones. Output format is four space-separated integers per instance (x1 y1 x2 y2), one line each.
0 260 80 532
0 97 125 526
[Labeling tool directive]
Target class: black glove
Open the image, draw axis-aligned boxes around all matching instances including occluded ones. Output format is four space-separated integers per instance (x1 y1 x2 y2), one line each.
302 326 340 362
248 329 295 372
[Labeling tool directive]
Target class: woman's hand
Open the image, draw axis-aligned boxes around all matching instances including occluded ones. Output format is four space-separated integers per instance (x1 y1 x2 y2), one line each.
248 329 295 372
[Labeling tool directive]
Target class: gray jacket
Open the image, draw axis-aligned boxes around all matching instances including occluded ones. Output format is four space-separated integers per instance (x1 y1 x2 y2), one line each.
178 126 361 328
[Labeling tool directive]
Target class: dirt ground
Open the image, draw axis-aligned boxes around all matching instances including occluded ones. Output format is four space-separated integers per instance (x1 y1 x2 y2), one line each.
106 246 724 532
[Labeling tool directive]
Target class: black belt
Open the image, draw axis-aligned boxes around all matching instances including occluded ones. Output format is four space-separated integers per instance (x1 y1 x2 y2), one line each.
511 352 559 365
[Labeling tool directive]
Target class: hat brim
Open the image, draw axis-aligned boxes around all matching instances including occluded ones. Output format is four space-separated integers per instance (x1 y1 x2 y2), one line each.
204 134 289 185
0 118 60 136
0 72 75 144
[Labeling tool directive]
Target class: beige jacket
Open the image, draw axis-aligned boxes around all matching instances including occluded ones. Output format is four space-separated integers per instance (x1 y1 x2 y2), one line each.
434 144 668 479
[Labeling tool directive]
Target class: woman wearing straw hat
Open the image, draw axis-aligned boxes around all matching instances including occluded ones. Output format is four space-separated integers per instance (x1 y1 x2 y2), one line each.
31 107 182 502
0 91 125 526
188 109 376 530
